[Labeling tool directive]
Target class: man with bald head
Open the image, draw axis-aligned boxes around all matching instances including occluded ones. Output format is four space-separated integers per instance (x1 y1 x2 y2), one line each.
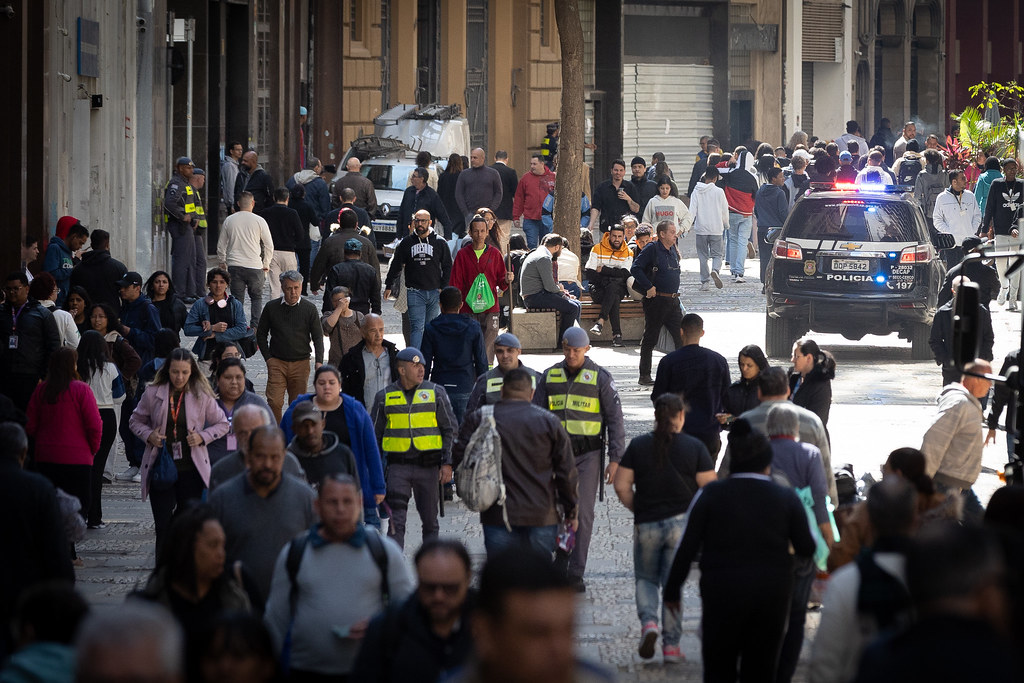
455 147 503 237
384 210 453 348
333 156 378 214
233 150 275 210
208 403 305 490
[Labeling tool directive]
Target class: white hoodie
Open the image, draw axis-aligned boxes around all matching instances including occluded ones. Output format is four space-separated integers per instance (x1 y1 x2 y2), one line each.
689 180 730 236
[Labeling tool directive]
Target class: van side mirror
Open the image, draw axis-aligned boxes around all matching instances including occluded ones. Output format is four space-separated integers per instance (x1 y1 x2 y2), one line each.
765 228 783 244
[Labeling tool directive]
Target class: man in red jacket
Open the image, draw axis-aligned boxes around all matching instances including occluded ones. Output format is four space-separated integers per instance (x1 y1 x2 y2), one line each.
512 155 556 249
451 215 513 364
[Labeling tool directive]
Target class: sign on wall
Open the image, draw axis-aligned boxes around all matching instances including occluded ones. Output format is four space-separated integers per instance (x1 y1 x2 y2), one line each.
78 18 100 77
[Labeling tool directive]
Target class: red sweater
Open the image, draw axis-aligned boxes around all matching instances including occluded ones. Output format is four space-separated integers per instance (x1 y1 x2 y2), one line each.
27 380 102 466
450 243 509 314
512 168 556 220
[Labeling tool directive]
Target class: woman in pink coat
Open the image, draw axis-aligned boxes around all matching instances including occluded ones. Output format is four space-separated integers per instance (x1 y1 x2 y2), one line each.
27 347 103 522
130 347 229 549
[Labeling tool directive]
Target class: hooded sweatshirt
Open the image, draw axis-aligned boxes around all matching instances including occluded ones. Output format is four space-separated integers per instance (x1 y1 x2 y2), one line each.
689 179 730 235
42 233 75 306
718 151 758 216
919 383 983 490
641 194 693 234
983 177 1024 236
754 183 790 230
584 233 633 279
421 313 488 395
383 228 453 292
287 431 360 490
975 168 1004 215
288 169 332 216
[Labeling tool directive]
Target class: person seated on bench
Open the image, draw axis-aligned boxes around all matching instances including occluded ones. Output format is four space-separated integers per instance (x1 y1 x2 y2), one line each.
521 232 582 342
584 223 632 347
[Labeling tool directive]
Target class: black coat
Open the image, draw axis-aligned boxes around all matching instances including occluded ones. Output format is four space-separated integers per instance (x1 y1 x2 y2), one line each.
70 250 128 310
938 259 1001 307
339 339 399 406
234 167 275 210
0 300 59 379
723 377 761 419
324 259 382 314
397 185 451 238
789 367 833 426
491 162 519 219
152 297 188 335
929 301 994 382
351 591 475 683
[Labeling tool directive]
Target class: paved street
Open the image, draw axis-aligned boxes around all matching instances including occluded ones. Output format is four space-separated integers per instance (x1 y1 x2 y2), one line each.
74 238 1020 681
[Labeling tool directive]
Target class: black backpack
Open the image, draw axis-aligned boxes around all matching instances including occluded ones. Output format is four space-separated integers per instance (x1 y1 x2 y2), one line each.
896 156 922 186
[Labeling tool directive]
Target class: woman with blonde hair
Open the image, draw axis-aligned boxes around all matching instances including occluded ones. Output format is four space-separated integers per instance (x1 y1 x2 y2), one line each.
130 348 229 551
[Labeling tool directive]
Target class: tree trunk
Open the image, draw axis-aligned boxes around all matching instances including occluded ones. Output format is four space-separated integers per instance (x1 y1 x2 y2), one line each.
553 0 585 256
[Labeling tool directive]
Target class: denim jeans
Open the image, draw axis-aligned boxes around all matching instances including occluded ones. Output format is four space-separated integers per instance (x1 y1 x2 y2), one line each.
522 219 545 249
483 524 558 558
310 239 321 267
634 512 687 645
695 234 724 283
228 265 265 328
406 288 440 349
447 392 470 424
727 213 753 276
524 291 581 342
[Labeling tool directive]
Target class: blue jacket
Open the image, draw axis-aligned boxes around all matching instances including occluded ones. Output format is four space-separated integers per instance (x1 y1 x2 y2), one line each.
754 183 790 229
42 237 74 306
630 240 681 294
280 392 386 501
183 295 249 359
421 313 487 395
286 170 332 217
975 169 1004 216
120 295 162 365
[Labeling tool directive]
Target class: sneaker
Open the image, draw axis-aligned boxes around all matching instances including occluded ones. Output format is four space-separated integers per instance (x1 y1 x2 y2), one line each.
612 335 625 347
662 645 684 664
733 276 745 283
590 322 603 335
115 466 140 482
710 270 723 289
699 281 710 291
747 242 756 259
102 474 112 484
132 472 143 483
638 622 659 659
569 575 586 593
638 376 655 386
1010 301 1019 312
88 522 107 530
998 287 1008 305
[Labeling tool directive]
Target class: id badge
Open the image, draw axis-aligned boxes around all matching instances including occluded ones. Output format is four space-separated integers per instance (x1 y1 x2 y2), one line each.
8 335 17 349
171 442 184 461
226 434 237 452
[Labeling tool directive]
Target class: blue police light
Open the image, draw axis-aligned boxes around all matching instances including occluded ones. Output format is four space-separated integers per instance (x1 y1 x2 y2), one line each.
888 252 897 259
875 274 887 284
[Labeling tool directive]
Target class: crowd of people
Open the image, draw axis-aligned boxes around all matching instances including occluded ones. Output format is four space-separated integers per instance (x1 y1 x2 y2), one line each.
3 117 1024 682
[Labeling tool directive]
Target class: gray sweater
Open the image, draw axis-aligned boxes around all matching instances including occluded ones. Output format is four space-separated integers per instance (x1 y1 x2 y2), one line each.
920 383 984 489
264 529 414 675
209 473 316 601
454 165 503 217
519 247 559 297
256 297 325 363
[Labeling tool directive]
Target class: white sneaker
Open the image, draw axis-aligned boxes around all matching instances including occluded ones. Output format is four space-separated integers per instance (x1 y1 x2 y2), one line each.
699 282 710 291
998 287 1008 305
733 276 746 284
115 466 140 482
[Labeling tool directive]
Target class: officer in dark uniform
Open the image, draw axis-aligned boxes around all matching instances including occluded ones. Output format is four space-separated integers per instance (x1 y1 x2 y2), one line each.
164 156 199 302
370 347 458 550
631 219 683 386
541 122 559 170
535 327 625 592
190 168 209 299
465 332 541 413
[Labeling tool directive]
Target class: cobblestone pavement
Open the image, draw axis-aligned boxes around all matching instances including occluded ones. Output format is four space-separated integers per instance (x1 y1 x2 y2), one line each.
75 238 1020 681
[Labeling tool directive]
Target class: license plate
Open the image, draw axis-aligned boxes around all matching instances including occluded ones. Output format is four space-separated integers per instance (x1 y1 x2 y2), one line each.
831 259 869 272
372 220 396 233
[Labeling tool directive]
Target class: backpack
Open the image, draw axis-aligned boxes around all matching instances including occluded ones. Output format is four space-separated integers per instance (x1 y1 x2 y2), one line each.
896 156 922 186
454 405 511 530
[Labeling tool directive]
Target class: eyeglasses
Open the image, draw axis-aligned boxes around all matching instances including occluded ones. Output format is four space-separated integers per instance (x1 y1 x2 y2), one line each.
418 581 463 596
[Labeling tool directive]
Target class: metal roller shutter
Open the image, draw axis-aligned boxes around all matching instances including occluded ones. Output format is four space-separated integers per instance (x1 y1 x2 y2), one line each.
622 63 714 173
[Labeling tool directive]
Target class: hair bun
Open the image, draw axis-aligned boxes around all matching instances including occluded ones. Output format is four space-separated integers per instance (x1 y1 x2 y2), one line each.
730 417 753 438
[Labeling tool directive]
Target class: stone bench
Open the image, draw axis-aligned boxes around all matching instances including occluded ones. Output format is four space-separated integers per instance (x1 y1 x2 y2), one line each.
510 296 646 351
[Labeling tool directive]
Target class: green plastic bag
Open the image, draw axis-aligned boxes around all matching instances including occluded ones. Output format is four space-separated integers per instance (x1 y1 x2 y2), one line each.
466 273 496 313
795 486 830 572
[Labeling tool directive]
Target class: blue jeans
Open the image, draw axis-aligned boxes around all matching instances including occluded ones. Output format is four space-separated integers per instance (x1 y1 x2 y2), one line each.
483 524 558 558
406 288 440 350
310 239 321 266
727 213 752 277
522 219 545 249
634 513 687 645
524 291 581 342
447 392 470 424
363 504 381 529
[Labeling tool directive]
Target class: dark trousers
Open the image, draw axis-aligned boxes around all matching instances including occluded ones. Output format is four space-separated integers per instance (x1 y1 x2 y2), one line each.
758 228 774 284
524 291 582 342
192 233 207 298
942 247 965 269
569 450 600 579
289 671 348 683
701 574 792 683
36 461 92 521
169 222 196 296
0 373 39 413
640 297 683 379
297 248 312 295
695 433 723 467
150 468 206 554
385 463 440 550
228 266 265 329
777 557 816 683
120 398 145 467
590 278 628 334
88 408 118 525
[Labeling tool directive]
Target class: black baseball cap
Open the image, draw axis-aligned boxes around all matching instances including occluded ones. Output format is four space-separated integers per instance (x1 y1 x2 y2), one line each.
115 272 143 288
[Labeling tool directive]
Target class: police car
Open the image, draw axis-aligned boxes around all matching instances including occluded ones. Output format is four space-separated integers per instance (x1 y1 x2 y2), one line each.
764 182 956 359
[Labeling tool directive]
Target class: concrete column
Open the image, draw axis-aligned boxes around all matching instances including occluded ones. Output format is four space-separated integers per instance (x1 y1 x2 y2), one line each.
489 0 515 161
441 0 467 112
783 0 802 136
390 0 417 104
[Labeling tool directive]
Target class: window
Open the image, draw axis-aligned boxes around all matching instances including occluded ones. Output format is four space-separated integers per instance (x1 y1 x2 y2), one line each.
350 0 363 43
540 0 550 47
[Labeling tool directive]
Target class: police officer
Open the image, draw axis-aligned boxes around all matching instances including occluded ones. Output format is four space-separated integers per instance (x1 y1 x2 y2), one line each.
370 347 458 550
465 332 541 414
631 219 683 386
164 157 199 302
535 327 625 591
190 168 209 299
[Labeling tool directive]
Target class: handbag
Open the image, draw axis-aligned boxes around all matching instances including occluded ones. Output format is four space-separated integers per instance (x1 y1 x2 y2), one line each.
466 273 496 314
149 441 179 491
237 328 259 358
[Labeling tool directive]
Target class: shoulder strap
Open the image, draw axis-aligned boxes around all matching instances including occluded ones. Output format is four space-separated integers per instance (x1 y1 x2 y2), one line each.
286 534 309 619
365 527 391 607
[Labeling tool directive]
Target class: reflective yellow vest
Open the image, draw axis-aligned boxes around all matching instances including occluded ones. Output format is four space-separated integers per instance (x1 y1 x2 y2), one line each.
194 195 207 228
483 368 537 405
381 387 443 453
162 182 196 223
544 365 602 436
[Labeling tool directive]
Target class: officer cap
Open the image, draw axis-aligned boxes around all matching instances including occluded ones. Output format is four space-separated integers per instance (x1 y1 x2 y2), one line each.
193 168 205 176
494 333 521 349
562 327 590 348
175 156 194 167
396 347 425 365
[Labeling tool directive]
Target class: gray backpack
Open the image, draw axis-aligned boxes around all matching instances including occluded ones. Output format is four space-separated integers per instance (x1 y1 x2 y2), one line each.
455 405 511 530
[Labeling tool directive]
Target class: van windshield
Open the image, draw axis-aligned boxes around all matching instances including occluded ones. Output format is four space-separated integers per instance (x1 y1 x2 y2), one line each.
362 164 417 191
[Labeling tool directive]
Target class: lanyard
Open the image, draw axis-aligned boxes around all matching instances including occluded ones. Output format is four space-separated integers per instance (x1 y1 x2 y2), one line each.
169 390 185 439
10 302 27 332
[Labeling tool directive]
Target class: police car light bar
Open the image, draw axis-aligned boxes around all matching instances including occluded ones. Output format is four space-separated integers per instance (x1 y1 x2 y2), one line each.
808 182 914 194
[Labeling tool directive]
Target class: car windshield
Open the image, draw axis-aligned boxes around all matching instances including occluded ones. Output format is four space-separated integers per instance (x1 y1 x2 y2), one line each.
785 198 919 242
362 164 416 191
